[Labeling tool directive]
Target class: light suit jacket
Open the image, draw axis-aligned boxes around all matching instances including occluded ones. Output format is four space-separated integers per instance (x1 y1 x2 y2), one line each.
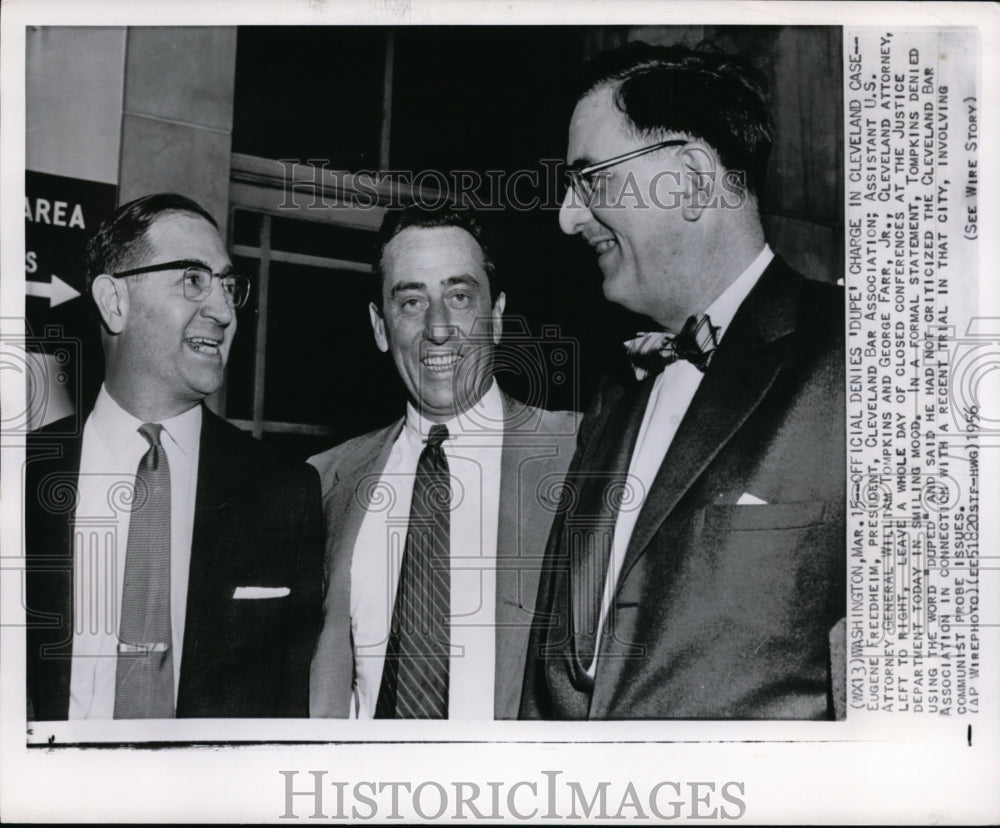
308 393 579 718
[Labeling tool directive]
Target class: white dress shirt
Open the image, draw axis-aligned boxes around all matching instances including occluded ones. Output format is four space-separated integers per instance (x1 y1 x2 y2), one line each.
350 381 504 718
68 386 201 718
587 245 774 677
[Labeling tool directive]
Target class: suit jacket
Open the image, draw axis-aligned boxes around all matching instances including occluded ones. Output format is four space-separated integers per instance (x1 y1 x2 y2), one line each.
308 392 579 718
521 256 846 719
24 406 324 720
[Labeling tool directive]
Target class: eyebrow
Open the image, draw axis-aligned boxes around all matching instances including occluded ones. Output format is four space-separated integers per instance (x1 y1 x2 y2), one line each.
187 259 234 276
567 155 598 171
441 274 480 289
388 280 426 299
388 274 481 299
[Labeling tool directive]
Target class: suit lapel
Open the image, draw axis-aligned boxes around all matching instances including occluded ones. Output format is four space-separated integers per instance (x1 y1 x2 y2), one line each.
618 259 803 583
180 409 243 705
328 420 403 578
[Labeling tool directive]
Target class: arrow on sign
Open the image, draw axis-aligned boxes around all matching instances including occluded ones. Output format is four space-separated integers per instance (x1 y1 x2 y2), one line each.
26 275 81 307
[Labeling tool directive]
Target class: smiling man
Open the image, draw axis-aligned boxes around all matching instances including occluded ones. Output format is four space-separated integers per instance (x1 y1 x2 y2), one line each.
25 193 323 720
308 206 578 719
521 42 846 720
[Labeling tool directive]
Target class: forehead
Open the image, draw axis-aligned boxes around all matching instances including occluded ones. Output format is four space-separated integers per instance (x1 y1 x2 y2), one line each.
381 225 486 286
566 84 638 166
142 211 228 266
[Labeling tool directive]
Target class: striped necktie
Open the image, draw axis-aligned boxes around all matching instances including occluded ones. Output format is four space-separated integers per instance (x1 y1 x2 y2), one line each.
375 424 451 718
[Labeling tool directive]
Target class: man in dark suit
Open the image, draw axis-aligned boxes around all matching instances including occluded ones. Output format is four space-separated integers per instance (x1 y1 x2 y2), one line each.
309 207 578 719
25 193 323 720
521 42 845 719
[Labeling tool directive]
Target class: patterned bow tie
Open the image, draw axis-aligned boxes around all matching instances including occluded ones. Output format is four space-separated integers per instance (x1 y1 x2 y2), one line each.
624 313 720 380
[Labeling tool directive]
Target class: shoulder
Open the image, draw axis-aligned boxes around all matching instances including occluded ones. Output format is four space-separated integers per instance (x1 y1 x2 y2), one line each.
307 421 400 491
200 409 318 488
524 404 581 434
753 256 843 356
26 415 80 450
764 260 844 387
798 272 843 328
768 255 843 330
501 394 581 437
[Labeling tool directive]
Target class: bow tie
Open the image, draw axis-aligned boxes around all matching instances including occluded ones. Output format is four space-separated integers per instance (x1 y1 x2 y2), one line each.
624 313 720 380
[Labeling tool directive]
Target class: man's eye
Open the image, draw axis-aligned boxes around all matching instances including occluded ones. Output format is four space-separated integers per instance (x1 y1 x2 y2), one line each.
585 171 611 191
398 296 425 312
449 292 470 306
183 270 207 288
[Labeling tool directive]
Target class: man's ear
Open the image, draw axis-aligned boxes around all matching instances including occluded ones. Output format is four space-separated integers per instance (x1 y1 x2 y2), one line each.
490 291 506 345
90 274 128 334
679 142 718 222
369 302 389 353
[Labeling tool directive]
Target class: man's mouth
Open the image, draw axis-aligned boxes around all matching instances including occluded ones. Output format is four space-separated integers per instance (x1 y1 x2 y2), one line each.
585 234 618 261
186 336 223 356
421 352 463 372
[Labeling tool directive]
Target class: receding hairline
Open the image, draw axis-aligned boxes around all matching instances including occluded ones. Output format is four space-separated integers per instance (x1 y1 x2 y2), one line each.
380 224 490 277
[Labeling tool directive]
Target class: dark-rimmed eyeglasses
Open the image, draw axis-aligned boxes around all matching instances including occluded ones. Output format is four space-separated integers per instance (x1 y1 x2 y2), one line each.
564 139 688 207
112 259 252 309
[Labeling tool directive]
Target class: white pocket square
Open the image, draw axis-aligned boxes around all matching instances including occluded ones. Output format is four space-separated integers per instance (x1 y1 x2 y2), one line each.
232 586 290 599
736 492 768 505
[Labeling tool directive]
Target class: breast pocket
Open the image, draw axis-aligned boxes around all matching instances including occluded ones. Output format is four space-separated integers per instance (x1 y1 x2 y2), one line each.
699 500 832 625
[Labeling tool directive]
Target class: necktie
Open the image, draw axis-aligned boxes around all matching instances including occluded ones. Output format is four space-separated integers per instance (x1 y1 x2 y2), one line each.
375 424 451 718
624 313 720 379
114 423 174 719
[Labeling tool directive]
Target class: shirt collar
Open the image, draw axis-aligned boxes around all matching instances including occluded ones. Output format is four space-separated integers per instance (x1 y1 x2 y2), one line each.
91 385 202 458
704 244 774 340
403 379 503 443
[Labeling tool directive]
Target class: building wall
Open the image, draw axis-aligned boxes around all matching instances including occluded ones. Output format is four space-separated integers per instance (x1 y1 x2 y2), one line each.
26 27 126 184
26 27 239 418
26 26 237 237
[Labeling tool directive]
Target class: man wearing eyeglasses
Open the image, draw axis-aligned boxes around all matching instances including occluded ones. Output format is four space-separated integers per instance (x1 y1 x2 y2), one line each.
25 193 323 721
521 42 845 719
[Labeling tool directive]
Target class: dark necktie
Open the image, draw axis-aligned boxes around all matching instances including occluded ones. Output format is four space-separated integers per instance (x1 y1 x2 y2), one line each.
114 423 174 719
375 424 451 719
624 313 720 379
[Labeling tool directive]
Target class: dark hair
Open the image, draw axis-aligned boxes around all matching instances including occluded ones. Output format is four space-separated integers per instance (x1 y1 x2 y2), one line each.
84 193 218 285
573 41 773 195
372 205 500 312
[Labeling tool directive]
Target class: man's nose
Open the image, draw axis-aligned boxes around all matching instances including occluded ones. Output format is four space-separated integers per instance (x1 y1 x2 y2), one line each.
200 276 235 325
558 184 593 235
424 300 457 344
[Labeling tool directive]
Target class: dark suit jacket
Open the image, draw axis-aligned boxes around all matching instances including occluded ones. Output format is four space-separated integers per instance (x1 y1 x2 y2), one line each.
24 406 324 720
307 393 579 718
521 256 846 719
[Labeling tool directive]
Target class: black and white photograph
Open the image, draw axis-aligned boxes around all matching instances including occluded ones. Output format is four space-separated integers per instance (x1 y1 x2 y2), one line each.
1 1 997 823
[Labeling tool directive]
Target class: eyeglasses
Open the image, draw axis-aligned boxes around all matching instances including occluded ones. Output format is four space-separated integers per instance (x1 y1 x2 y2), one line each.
564 138 688 207
112 259 252 309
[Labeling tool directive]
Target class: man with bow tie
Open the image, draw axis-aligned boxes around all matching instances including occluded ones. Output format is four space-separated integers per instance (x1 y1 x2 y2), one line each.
520 42 846 719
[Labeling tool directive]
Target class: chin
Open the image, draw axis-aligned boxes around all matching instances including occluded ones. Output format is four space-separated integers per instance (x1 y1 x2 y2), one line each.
187 372 225 399
601 278 638 315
